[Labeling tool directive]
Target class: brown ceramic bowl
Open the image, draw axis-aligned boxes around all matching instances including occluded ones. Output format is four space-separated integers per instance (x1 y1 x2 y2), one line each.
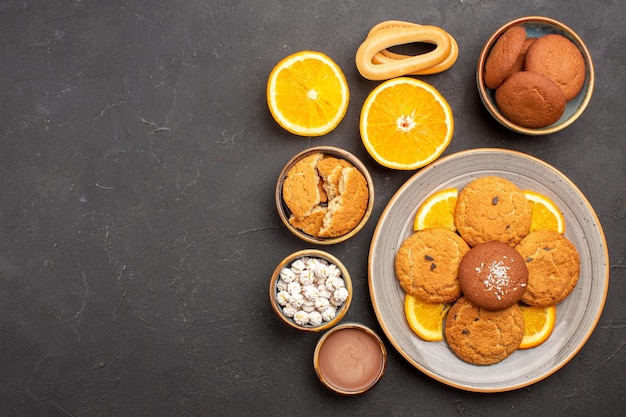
313 322 387 395
269 249 352 332
275 146 374 245
477 16 594 135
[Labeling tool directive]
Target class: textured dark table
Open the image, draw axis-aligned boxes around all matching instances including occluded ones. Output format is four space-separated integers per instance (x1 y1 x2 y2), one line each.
1 1 624 416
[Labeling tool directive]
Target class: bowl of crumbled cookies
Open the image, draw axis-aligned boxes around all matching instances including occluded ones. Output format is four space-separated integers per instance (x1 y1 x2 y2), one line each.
276 146 374 245
477 16 594 135
270 249 353 332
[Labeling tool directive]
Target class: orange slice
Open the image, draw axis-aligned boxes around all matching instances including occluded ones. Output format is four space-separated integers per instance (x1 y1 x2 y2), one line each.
519 304 557 349
524 190 566 234
267 51 349 136
404 293 451 342
359 77 453 170
413 187 458 231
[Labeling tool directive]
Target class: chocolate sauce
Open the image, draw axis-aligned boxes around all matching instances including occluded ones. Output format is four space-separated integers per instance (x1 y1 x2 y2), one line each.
317 327 384 392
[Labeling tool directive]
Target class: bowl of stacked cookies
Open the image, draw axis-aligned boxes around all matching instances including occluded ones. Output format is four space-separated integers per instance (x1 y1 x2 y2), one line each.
276 146 374 245
477 16 594 135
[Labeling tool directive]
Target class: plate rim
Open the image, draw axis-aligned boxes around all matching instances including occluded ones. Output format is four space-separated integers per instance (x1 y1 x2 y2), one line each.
368 148 609 393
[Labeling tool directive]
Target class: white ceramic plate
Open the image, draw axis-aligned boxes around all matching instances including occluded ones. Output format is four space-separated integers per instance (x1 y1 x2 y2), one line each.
368 149 609 392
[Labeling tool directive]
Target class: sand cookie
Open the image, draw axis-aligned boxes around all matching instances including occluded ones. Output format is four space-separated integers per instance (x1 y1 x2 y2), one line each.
516 229 580 307
288 206 327 237
459 241 528 311
495 71 567 128
445 297 525 365
395 228 470 303
282 152 325 218
282 154 369 238
454 176 532 247
484 25 527 89
318 166 369 237
524 34 586 101
317 156 352 200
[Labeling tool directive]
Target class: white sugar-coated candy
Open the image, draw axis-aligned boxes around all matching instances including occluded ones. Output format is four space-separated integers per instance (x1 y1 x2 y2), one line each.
330 287 349 306
325 276 345 291
276 291 290 306
327 264 341 279
302 299 316 313
309 311 323 326
299 269 315 286
293 310 309 326
289 293 304 309
314 297 330 310
290 259 306 274
302 285 319 301
276 279 288 292
283 304 297 318
287 281 301 295
279 267 297 283
321 306 337 322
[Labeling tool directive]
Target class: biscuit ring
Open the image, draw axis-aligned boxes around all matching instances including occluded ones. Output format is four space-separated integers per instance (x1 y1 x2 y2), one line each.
367 21 459 76
355 24 453 80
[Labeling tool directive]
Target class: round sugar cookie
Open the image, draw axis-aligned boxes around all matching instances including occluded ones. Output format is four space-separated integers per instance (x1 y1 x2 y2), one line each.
395 228 470 303
454 176 532 247
516 229 580 307
445 297 524 365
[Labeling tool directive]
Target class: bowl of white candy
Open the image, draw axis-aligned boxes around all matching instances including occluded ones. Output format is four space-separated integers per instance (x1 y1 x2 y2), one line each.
269 249 352 332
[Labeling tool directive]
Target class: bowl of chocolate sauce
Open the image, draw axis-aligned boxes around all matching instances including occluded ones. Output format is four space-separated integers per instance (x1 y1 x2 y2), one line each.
313 323 387 395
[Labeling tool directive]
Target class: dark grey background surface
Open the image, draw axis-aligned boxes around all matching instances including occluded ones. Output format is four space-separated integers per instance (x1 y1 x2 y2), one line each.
1 0 624 416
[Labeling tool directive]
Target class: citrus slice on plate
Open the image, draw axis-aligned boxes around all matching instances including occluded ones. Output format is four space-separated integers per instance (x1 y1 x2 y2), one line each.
267 51 349 136
413 187 458 231
519 304 557 349
404 293 451 342
524 190 566 233
359 77 454 170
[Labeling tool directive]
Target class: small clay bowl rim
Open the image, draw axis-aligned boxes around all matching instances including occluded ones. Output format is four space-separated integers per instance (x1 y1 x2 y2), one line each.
476 16 595 135
275 146 374 245
269 249 353 332
313 322 387 395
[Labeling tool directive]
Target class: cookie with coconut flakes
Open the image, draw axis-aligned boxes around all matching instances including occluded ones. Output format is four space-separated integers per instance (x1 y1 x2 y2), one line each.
458 241 528 310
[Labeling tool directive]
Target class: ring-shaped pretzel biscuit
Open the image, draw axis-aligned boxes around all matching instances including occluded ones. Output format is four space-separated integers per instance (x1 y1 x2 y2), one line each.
356 25 452 80
356 21 458 79
373 24 459 75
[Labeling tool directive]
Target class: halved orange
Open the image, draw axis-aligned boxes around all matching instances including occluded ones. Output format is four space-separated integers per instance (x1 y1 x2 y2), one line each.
524 190 566 234
519 304 557 349
413 188 458 231
267 51 349 136
404 293 451 342
360 77 453 170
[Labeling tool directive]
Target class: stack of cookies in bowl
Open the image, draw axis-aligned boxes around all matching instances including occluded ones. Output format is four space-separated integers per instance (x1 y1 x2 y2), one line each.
395 176 580 365
476 16 594 135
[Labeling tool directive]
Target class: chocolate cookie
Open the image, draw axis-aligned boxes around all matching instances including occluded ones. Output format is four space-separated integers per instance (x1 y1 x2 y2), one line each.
516 229 580 307
458 241 528 310
395 228 470 303
495 71 567 128
454 176 532 247
484 25 528 89
524 34 586 101
445 297 525 365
